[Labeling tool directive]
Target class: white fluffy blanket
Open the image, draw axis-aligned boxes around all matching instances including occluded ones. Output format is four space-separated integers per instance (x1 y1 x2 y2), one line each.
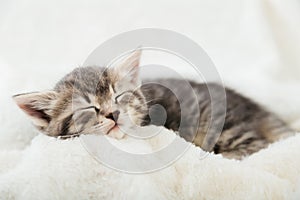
0 126 300 200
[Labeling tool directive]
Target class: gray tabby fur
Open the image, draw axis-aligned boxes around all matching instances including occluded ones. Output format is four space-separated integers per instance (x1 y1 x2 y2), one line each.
13 50 294 159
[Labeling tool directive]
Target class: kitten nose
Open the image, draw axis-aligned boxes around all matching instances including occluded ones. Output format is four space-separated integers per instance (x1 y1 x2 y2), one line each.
106 110 120 122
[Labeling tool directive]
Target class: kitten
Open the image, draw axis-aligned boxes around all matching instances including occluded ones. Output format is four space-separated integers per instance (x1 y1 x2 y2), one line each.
13 50 294 159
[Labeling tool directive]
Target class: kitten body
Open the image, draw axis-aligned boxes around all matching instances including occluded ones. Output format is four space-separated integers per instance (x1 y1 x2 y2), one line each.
13 50 294 159
141 79 294 159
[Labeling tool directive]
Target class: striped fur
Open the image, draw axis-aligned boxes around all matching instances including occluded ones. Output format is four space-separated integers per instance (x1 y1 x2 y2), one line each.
13 50 295 159
141 80 295 159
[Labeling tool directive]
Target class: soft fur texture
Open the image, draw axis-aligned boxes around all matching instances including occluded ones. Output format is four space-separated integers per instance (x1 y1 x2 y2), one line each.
0 127 300 200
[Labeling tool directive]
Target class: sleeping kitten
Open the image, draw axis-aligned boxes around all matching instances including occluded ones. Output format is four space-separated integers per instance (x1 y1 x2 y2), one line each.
13 50 294 159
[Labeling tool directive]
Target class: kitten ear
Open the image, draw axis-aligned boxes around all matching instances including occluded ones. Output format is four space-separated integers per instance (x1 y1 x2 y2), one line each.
13 91 58 130
115 49 142 85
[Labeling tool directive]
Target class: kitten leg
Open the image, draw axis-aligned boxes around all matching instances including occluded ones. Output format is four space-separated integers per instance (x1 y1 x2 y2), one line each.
219 137 269 160
259 115 296 142
220 151 246 160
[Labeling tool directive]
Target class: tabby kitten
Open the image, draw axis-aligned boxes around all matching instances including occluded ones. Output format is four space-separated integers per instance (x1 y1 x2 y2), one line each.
13 50 294 159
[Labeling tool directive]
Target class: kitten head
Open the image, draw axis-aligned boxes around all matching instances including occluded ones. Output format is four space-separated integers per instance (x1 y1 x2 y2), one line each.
13 50 148 137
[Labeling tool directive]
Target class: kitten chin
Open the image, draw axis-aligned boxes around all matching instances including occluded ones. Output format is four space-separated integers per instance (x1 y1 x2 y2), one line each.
107 126 126 139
